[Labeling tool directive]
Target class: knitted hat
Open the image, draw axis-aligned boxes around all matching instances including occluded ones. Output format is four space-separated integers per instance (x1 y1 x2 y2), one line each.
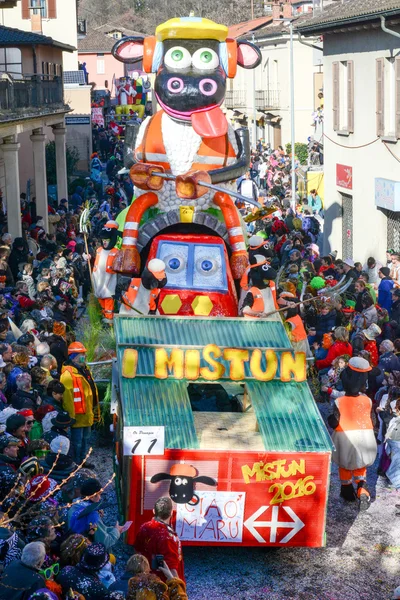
0 435 20 452
6 414 26 433
25 475 57 502
53 321 66 337
50 436 70 455
81 478 102 498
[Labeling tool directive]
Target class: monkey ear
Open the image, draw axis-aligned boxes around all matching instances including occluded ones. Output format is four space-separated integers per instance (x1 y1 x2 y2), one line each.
150 473 172 484
112 37 145 64
237 40 262 69
193 476 217 486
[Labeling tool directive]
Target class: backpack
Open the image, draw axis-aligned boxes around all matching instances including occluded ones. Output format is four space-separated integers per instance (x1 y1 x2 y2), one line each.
385 416 400 442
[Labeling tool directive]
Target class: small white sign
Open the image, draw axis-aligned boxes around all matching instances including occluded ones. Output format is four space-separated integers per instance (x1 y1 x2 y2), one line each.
123 426 165 456
176 491 245 543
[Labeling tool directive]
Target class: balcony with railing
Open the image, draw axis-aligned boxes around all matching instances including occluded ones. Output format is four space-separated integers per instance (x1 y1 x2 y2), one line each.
0 74 69 122
255 89 280 110
224 90 247 109
225 89 280 111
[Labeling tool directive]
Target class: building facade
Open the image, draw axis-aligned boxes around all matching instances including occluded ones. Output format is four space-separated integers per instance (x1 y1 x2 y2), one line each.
227 5 323 149
78 24 140 93
1 0 92 171
0 26 71 237
298 0 400 264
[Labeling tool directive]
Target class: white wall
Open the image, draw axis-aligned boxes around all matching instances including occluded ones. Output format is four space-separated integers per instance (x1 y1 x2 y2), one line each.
0 0 79 69
231 34 321 147
322 27 400 264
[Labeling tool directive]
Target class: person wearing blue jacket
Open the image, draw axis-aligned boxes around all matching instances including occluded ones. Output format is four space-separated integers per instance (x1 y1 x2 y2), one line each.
378 267 394 312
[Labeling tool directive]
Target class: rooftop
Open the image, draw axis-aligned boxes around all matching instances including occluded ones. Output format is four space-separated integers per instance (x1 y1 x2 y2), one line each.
228 16 273 39
0 24 75 51
296 0 400 33
243 14 314 40
78 23 143 53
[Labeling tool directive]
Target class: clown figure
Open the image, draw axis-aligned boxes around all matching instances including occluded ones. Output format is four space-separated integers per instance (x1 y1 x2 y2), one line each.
92 221 120 322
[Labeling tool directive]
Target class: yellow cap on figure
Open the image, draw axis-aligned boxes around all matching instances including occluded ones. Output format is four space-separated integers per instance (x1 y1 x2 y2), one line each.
156 17 228 42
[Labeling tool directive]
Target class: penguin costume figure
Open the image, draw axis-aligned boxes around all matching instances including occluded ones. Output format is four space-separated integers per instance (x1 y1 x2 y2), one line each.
120 258 167 315
92 220 120 322
247 234 280 270
239 253 277 318
328 356 377 511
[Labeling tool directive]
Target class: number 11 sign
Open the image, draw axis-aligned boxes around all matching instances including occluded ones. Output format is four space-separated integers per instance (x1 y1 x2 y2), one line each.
123 426 165 456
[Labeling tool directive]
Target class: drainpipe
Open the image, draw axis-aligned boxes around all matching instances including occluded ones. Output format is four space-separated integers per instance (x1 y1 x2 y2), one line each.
32 45 38 74
380 15 400 40
296 32 323 52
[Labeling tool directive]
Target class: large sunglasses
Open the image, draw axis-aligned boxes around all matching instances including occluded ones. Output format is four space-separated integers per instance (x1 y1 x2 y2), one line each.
26 420 34 425
39 562 60 579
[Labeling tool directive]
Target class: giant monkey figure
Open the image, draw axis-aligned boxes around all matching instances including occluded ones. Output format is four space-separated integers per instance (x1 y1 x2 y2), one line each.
111 17 261 280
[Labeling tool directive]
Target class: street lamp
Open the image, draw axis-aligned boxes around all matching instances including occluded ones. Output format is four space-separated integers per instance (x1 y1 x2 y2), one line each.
289 20 296 212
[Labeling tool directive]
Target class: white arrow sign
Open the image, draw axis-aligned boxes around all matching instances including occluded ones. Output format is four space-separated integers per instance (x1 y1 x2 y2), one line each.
244 505 305 544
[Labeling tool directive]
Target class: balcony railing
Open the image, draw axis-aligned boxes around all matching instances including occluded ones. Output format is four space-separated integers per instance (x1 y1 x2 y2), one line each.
0 74 66 121
225 89 280 111
255 89 280 110
224 90 247 109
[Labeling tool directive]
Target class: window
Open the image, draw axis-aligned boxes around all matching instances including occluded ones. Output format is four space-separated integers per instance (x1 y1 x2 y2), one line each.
31 0 47 18
376 57 400 139
156 240 228 292
97 58 105 74
22 0 56 19
332 60 354 133
0 48 22 77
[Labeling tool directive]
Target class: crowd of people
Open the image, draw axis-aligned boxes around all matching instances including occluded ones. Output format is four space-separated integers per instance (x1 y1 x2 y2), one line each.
0 128 399 597
0 184 188 599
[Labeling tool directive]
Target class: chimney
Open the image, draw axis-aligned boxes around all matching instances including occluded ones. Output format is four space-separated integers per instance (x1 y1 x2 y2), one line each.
272 1 281 20
283 1 292 18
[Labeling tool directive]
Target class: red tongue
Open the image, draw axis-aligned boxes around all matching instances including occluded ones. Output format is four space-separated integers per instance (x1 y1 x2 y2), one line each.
191 106 228 138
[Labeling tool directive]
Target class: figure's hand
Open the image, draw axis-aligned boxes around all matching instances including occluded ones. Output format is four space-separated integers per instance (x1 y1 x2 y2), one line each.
175 170 211 200
129 163 165 191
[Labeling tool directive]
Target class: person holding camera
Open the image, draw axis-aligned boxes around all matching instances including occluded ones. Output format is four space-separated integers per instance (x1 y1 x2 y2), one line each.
134 496 185 584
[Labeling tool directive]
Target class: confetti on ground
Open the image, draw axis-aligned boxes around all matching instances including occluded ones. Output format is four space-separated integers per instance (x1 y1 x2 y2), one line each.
92 402 400 600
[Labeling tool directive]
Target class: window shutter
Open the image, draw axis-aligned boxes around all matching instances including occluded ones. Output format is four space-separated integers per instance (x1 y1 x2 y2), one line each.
332 61 340 131
21 0 30 19
48 0 57 19
347 60 354 133
396 58 400 139
376 58 384 137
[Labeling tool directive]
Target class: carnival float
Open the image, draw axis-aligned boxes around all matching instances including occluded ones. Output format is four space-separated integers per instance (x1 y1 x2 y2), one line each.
95 16 332 548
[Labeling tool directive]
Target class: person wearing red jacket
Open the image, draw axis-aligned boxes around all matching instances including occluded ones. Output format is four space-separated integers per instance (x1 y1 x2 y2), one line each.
316 326 353 370
134 496 185 583
362 323 381 367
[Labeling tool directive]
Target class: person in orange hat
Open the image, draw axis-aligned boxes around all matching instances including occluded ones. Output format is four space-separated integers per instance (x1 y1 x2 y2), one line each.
92 221 120 323
60 342 99 467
